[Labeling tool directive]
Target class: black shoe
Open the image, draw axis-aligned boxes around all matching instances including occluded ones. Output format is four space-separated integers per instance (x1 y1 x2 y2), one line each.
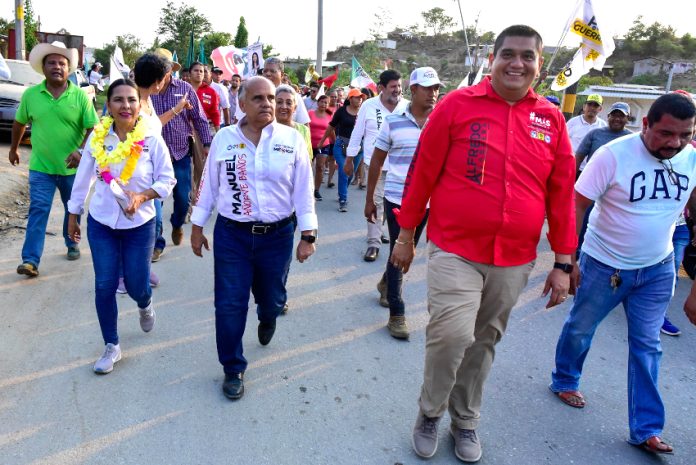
314 190 323 201
364 246 379 262
380 235 389 244
258 319 276 346
222 372 244 400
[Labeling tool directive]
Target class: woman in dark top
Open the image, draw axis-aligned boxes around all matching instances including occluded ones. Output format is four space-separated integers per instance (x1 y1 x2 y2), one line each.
318 88 366 212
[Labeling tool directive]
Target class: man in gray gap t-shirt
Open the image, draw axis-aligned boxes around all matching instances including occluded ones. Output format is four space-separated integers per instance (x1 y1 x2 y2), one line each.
575 101 633 176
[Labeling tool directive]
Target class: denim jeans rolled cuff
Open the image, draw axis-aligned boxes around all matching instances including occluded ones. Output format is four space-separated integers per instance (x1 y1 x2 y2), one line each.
551 252 673 444
384 198 429 316
22 170 79 267
87 215 155 345
213 214 294 375
170 155 192 229
333 137 363 203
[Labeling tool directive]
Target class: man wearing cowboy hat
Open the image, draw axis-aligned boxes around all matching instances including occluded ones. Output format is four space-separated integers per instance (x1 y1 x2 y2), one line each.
9 41 99 278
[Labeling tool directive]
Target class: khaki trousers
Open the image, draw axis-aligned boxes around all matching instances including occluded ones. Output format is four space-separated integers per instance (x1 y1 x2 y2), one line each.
419 242 534 429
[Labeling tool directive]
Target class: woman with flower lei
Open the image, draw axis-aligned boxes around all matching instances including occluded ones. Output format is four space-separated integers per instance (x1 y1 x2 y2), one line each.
67 78 177 375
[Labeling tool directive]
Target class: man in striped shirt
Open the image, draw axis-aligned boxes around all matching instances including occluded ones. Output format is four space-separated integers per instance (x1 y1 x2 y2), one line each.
151 49 212 247
364 67 442 339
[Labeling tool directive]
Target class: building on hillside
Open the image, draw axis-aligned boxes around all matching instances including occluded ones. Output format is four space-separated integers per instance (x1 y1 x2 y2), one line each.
633 58 695 76
578 84 695 131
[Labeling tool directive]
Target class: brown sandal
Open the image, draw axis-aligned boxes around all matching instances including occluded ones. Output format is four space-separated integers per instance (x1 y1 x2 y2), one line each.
550 386 586 408
641 436 673 454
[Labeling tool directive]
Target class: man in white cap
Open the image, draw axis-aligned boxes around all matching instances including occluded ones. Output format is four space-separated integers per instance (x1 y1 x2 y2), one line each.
345 69 409 263
364 66 441 339
88 61 104 93
9 41 99 277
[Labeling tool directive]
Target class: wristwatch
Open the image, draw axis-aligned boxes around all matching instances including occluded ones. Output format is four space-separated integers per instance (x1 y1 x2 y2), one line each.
553 262 574 273
300 234 316 244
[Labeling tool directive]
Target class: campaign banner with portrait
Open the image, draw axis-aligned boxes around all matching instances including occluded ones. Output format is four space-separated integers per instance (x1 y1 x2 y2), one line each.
246 43 264 78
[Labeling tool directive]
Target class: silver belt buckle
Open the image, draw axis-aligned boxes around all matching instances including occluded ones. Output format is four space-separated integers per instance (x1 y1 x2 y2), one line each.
252 224 270 234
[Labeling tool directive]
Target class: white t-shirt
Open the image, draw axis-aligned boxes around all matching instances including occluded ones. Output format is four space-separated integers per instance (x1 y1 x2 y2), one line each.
347 95 409 169
211 81 231 110
577 133 696 269
566 114 607 170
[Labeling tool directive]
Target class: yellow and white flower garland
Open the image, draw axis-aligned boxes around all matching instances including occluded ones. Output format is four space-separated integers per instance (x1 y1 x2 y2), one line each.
90 116 147 185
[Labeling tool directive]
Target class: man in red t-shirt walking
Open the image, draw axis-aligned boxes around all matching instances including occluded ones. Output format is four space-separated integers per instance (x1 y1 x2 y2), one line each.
190 61 220 132
391 25 577 462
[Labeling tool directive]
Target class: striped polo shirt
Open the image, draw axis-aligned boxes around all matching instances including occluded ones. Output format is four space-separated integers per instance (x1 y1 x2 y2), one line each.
374 105 424 205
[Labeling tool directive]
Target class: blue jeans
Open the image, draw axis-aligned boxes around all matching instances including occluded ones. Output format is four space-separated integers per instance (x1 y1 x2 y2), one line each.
383 198 428 316
154 199 166 251
333 137 363 203
213 215 295 375
21 170 79 267
672 224 689 286
87 215 155 345
170 155 192 229
551 252 675 444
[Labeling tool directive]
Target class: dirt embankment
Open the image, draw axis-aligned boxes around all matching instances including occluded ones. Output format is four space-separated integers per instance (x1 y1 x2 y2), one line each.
0 140 30 239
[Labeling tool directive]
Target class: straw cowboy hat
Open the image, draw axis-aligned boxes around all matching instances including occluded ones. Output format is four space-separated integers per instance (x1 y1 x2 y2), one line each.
153 48 182 72
28 41 79 74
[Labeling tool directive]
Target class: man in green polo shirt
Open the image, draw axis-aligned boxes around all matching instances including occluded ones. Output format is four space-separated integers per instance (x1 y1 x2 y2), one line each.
8 41 98 277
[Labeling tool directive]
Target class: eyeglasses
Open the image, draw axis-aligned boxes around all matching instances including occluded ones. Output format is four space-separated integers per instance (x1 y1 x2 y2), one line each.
660 158 682 187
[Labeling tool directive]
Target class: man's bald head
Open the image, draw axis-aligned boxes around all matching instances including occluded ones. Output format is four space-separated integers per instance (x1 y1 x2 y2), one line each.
239 76 276 128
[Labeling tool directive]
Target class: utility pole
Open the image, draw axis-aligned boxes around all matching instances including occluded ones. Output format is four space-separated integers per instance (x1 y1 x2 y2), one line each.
14 0 26 60
316 0 323 76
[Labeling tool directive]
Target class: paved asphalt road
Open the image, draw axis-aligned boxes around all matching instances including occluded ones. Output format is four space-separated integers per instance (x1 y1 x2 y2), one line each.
1 149 695 464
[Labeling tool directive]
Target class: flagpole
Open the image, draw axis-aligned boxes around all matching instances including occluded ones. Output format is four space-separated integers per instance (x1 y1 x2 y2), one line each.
316 0 323 76
454 0 473 74
545 0 583 73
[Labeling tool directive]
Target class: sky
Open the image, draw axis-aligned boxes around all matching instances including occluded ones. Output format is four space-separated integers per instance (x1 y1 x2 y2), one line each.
10 0 696 60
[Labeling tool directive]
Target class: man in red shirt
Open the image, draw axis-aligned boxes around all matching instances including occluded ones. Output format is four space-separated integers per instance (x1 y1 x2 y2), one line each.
190 61 220 132
391 25 576 462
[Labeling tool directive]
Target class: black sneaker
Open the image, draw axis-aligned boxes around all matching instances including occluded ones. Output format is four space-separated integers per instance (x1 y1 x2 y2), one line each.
314 190 323 201
222 372 244 400
258 319 276 345
338 201 348 212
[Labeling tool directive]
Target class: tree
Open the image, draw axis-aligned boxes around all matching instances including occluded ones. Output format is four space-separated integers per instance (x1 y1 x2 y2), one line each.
157 1 211 57
203 31 233 57
234 17 248 48
421 7 455 36
24 0 39 53
93 35 144 73
369 7 392 39
262 43 278 58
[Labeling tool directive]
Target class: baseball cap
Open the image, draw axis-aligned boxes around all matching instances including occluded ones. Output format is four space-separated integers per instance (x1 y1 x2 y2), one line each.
95 62 103 67
346 88 368 100
545 95 560 106
608 102 630 115
211 66 223 74
586 94 603 105
409 67 442 87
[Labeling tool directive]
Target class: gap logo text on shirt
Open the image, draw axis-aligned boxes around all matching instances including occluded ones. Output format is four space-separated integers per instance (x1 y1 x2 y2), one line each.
629 169 689 202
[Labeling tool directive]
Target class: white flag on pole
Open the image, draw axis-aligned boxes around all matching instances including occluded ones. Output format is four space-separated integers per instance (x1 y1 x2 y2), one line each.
551 0 615 91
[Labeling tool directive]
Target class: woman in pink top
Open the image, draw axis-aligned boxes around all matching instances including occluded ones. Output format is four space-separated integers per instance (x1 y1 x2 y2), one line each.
308 94 334 201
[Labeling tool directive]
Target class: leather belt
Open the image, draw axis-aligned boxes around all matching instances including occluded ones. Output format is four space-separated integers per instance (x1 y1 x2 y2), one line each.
223 214 296 234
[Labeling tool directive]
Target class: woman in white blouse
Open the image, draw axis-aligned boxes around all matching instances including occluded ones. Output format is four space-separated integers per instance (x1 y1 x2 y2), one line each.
67 79 176 374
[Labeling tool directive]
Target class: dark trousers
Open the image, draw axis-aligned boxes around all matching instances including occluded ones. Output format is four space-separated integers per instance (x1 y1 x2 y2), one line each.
213 215 295 374
384 198 429 316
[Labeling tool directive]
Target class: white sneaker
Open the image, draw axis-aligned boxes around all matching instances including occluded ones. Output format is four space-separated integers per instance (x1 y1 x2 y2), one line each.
139 300 156 332
94 343 122 374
